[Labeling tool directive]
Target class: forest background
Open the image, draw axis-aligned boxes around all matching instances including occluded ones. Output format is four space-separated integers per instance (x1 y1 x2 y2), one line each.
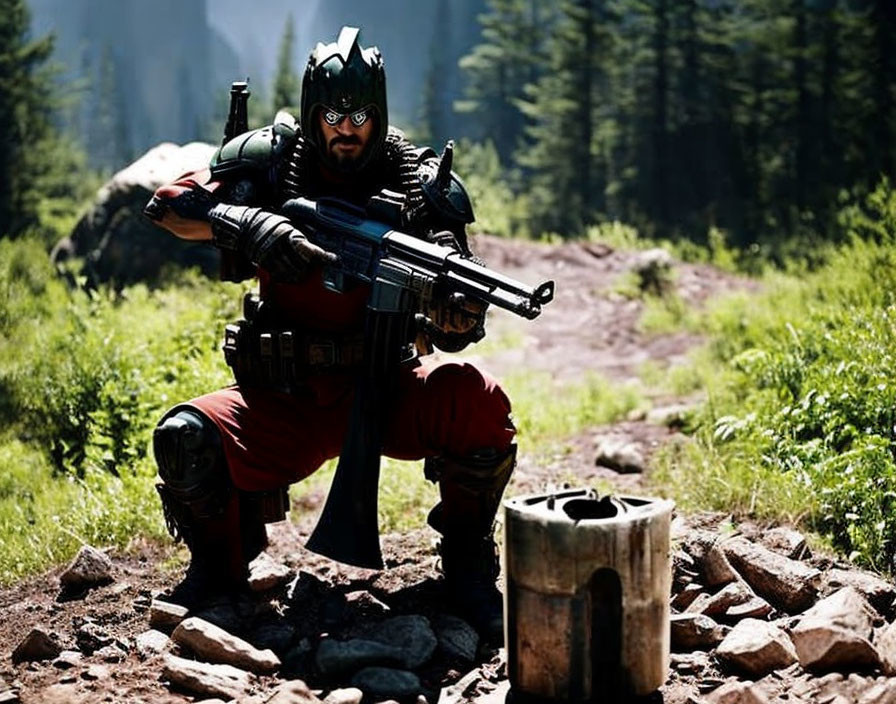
2 0 896 585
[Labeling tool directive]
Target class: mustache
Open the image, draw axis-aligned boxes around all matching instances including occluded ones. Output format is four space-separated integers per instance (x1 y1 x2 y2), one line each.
329 135 362 147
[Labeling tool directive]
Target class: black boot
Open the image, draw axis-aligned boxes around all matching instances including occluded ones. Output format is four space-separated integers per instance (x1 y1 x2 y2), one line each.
439 533 504 642
425 444 516 643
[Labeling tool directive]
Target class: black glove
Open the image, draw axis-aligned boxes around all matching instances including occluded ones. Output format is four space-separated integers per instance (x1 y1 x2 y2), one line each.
208 204 338 281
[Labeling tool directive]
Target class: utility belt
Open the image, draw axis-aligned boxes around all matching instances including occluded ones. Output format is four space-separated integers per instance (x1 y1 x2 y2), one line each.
222 293 415 392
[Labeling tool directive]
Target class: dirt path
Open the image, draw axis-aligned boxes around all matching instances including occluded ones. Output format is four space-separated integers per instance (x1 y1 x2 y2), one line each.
0 236 750 703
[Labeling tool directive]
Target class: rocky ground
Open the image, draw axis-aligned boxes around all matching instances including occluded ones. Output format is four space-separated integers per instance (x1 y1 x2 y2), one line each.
2 235 893 704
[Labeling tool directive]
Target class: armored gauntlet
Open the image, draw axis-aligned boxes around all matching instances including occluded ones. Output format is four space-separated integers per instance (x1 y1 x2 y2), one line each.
208 204 337 280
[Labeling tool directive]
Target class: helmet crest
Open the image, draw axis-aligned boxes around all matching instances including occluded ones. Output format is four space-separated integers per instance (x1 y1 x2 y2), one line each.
301 27 388 173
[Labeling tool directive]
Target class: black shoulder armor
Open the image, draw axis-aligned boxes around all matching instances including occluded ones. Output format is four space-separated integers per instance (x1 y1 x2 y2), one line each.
418 141 475 226
210 111 299 180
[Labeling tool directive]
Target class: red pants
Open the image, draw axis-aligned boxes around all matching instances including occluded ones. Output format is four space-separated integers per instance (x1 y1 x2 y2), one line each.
182 358 515 491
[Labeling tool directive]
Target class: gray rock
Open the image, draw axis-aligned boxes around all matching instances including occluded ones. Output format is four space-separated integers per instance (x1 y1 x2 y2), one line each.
149 598 189 631
0 690 19 704
322 688 364 704
857 680 896 704
684 532 738 588
721 536 821 613
799 587 876 636
672 583 705 611
435 615 479 662
162 653 252 700
670 613 728 651
248 552 293 593
706 680 770 704
699 581 759 618
716 619 798 677
345 590 391 617
315 638 405 677
362 615 438 669
59 545 113 592
264 679 322 704
759 527 808 560
594 435 646 474
876 619 896 676
82 664 110 681
250 621 296 654
791 589 880 672
791 623 880 672
193 602 244 635
172 617 280 674
134 629 170 659
350 667 424 700
12 628 62 664
94 644 127 663
51 142 220 287
825 568 896 618
75 621 114 654
51 650 83 669
646 402 699 428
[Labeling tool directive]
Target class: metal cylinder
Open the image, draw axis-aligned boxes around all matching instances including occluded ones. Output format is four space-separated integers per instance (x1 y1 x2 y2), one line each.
504 489 674 701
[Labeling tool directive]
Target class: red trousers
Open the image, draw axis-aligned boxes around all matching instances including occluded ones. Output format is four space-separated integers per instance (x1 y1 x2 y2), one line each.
182 358 515 491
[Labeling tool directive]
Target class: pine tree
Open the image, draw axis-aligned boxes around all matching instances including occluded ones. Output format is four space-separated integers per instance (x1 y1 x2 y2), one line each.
421 0 454 147
518 0 614 235
456 0 552 164
0 0 56 236
272 14 299 116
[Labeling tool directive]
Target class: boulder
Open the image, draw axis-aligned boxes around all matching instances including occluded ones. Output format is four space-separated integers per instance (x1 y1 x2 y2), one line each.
721 537 821 613
51 142 219 287
134 629 170 659
706 680 770 704
684 531 738 588
149 598 189 632
715 619 798 677
321 688 364 704
825 568 896 619
758 527 808 560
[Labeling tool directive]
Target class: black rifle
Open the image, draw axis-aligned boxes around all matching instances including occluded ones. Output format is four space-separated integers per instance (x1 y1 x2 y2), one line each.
281 195 554 569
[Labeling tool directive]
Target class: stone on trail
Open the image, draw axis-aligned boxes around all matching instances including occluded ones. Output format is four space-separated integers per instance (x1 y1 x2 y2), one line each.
684 531 738 588
350 667 425 700
51 650 82 669
172 616 280 674
758 526 808 560
672 582 705 611
715 618 798 678
593 435 646 474
361 615 438 669
790 589 880 672
75 621 115 654
134 629 170 659
248 552 293 592
12 627 62 664
706 680 770 704
59 545 113 592
875 619 896 676
699 581 761 619
315 638 405 677
322 688 364 704
670 613 728 651
263 679 322 704
825 568 896 619
721 536 821 613
149 598 189 631
434 614 479 662
857 679 896 704
162 654 253 700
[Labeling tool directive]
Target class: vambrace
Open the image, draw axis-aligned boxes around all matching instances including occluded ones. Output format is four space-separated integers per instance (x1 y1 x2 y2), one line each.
208 203 336 280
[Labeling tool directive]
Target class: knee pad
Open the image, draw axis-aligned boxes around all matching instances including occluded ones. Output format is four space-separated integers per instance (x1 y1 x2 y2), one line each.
154 408 230 529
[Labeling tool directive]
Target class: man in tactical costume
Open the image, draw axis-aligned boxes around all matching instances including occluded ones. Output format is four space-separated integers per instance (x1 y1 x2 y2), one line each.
144 27 515 639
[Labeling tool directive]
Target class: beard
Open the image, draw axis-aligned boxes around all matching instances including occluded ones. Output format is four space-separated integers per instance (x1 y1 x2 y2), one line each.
324 134 370 174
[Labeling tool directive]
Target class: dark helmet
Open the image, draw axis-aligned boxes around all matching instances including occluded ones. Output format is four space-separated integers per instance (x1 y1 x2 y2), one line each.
300 26 388 172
